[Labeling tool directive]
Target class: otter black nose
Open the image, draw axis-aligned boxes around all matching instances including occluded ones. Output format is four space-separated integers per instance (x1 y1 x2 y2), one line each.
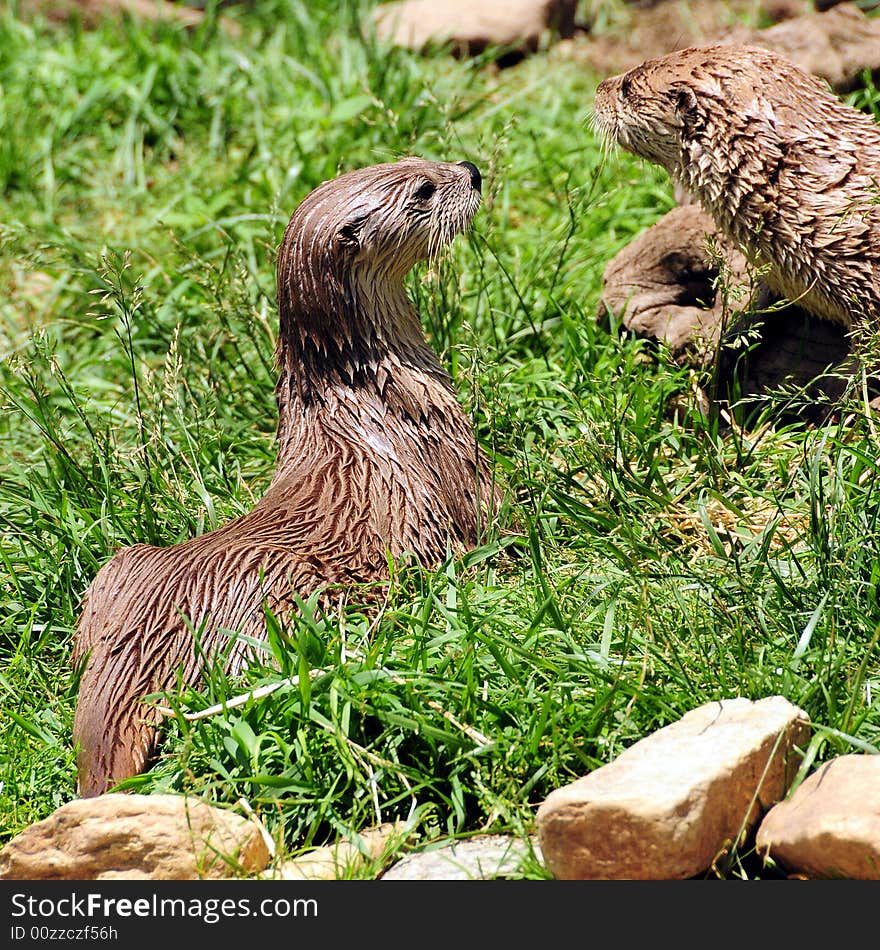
457 160 482 193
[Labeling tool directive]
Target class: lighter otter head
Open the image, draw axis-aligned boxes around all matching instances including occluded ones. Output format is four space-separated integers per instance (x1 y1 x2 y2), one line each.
593 53 700 177
593 46 793 179
592 45 848 183
275 157 482 398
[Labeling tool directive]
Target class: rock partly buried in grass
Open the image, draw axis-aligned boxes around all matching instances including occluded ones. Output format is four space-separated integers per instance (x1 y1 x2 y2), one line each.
0 794 271 881
263 822 407 881
599 204 751 364
572 2 876 92
24 0 242 36
536 696 810 880
381 834 541 880
567 0 810 79
373 0 577 60
716 3 880 94
599 204 858 421
756 755 880 879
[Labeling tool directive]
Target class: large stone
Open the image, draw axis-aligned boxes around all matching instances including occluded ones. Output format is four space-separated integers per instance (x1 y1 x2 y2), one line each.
264 823 406 880
599 203 750 364
373 0 576 57
571 2 879 92
756 755 880 879
0 794 271 880
717 3 880 93
27 0 202 27
23 0 241 36
600 204 859 422
21 0 241 36
569 0 809 78
381 834 540 880
536 697 810 879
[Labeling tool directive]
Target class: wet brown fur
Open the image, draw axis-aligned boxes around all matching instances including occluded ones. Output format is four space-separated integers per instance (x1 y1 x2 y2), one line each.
73 158 498 796
593 45 880 327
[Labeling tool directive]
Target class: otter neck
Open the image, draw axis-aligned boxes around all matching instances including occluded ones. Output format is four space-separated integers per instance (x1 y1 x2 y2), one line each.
274 264 461 469
678 128 768 232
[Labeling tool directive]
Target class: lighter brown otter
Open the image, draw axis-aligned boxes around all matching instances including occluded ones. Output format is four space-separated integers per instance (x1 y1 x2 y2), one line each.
73 157 499 797
592 44 880 327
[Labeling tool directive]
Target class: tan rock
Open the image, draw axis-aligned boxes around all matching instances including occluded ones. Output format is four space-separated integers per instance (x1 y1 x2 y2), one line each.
264 822 406 880
571 0 809 78
600 204 857 422
599 203 750 364
756 755 880 879
717 3 880 93
0 794 271 880
27 0 201 27
536 697 810 879
373 0 576 56
23 0 242 36
572 1 880 89
381 834 541 880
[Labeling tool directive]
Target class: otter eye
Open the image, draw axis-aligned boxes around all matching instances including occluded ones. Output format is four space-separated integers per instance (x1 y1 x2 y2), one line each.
620 74 633 99
415 180 436 201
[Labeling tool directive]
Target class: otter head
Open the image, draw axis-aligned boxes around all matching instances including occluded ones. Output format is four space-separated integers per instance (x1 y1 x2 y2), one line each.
275 158 482 390
279 157 481 302
592 49 729 180
592 46 840 185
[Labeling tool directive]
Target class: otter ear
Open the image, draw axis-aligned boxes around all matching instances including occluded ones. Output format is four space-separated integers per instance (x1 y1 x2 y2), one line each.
673 85 700 133
336 213 369 252
337 222 361 251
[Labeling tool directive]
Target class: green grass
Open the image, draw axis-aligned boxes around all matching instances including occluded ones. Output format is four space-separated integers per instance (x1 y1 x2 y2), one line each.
1 1 879 878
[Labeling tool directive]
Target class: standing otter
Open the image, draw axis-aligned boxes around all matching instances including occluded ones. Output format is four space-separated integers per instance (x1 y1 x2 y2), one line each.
592 45 880 327
73 157 498 797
